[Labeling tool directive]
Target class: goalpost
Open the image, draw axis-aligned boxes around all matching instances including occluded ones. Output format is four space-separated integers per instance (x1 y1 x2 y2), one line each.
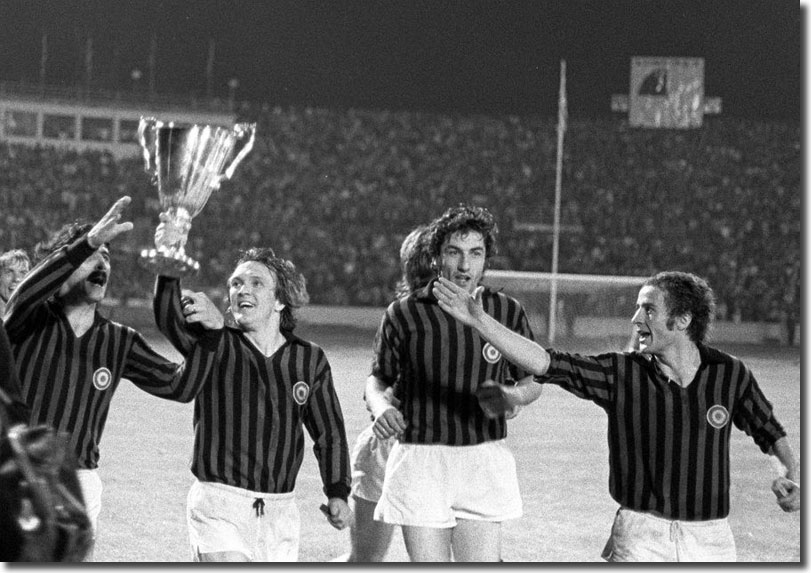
482 270 648 345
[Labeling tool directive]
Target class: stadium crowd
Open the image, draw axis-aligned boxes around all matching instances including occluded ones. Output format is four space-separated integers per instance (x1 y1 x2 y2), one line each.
0 107 800 334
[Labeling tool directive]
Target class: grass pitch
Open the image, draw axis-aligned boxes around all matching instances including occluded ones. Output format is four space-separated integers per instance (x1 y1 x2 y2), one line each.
92 325 800 562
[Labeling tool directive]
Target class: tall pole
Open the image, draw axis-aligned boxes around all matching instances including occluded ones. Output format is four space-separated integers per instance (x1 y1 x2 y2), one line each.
548 59 567 344
84 37 93 95
39 31 48 95
206 39 216 99
148 33 157 97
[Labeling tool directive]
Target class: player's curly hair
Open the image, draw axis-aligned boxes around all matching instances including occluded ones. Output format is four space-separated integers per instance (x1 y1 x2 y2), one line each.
34 222 93 263
394 225 434 298
428 204 498 264
234 247 309 332
644 271 716 344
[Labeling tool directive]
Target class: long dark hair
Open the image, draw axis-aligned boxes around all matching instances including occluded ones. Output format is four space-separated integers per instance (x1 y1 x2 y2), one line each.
428 204 498 264
34 222 93 263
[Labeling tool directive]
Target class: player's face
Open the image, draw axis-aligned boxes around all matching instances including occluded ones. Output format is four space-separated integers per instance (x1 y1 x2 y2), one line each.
437 230 486 295
228 261 285 331
57 245 111 304
0 261 29 302
632 285 677 355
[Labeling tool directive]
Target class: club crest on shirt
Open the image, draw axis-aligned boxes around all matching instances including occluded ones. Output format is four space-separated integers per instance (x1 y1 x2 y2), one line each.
292 381 310 405
482 342 501 364
706 404 730 429
92 367 113 391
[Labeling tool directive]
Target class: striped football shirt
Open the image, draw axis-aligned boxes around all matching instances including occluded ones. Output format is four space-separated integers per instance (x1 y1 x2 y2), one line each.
371 279 535 446
154 276 351 499
3 237 206 469
540 345 787 520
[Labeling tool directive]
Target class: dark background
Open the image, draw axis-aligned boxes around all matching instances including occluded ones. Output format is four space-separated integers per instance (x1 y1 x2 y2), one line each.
0 0 800 118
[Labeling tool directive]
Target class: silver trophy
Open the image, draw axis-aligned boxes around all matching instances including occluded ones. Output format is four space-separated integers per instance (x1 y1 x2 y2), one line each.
138 117 256 275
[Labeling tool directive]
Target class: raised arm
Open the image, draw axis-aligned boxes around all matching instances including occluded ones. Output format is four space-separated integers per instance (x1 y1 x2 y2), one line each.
153 276 223 355
5 196 133 333
432 277 551 376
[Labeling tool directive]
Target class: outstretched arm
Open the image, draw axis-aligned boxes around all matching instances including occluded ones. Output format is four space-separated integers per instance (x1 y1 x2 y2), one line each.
433 277 551 376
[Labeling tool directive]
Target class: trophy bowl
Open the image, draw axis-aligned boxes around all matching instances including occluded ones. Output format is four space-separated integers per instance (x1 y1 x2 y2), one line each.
137 117 256 276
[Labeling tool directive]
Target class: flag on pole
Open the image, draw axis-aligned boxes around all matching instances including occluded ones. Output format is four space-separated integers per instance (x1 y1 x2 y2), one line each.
557 59 568 135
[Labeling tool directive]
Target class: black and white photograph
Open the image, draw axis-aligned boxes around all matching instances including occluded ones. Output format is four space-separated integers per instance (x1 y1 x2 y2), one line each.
0 0 801 563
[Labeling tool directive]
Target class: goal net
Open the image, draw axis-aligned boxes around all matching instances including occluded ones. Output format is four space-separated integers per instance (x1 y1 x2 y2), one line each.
482 270 648 346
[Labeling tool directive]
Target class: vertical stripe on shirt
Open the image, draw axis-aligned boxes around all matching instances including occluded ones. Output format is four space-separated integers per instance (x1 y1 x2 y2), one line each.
372 281 536 446
542 345 786 520
5 237 194 469
155 276 351 498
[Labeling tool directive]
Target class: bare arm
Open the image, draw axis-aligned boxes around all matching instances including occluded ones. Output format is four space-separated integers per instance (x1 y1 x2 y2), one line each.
365 374 406 439
770 436 800 512
432 277 551 376
513 374 543 407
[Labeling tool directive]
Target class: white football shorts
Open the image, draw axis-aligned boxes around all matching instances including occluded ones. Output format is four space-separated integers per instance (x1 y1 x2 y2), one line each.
374 439 522 528
601 507 736 562
350 424 396 503
187 479 300 562
75 469 103 536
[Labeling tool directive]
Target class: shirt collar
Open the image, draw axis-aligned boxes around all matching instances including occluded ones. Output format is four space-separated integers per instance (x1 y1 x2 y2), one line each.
647 342 722 372
226 325 306 347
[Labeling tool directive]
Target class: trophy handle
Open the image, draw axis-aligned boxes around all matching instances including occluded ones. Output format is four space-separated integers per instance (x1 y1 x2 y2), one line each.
138 117 159 176
222 123 256 181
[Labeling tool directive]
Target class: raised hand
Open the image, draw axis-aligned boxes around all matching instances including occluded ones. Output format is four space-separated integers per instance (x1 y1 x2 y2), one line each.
87 196 134 248
181 290 225 330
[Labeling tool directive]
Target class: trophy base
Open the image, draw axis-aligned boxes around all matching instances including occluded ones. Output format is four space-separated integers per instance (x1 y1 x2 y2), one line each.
139 248 201 277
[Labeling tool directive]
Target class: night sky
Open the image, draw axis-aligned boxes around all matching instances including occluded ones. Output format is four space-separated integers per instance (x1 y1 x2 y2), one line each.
0 0 801 118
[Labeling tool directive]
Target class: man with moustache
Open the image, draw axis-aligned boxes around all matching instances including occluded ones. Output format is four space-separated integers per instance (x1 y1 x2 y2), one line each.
2 196 220 559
